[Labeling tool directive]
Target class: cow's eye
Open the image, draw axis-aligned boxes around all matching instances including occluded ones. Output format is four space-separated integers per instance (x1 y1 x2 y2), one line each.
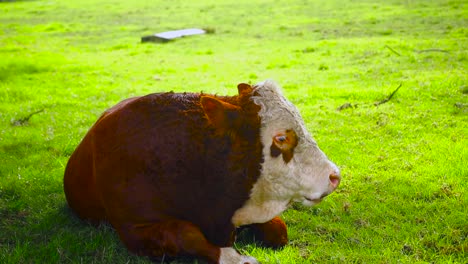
276 135 287 143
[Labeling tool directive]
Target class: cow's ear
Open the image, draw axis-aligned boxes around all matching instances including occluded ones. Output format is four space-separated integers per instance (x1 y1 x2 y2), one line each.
201 96 241 131
237 83 253 96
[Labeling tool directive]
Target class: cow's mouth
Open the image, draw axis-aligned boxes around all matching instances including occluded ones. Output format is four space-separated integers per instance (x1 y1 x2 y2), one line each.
303 192 330 204
304 197 322 203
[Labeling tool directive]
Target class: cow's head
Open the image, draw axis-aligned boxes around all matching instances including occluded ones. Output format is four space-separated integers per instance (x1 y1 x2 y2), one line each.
232 80 341 226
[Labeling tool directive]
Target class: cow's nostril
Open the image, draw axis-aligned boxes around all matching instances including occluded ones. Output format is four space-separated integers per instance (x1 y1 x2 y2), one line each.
329 173 341 189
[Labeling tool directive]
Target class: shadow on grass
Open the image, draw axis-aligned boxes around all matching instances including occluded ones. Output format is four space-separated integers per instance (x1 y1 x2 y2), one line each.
0 62 52 82
57 205 262 263
1 184 261 263
47 205 202 263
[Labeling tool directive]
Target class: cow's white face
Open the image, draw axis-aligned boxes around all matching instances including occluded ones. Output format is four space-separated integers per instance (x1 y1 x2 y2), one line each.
232 80 340 226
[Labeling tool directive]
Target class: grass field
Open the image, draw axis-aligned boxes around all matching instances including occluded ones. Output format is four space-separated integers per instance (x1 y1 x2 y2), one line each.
0 0 467 263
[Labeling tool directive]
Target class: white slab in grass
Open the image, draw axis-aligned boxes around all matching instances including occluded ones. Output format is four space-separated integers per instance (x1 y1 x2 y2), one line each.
142 28 206 43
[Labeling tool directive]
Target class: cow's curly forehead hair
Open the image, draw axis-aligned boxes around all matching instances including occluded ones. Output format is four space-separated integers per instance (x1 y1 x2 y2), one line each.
250 80 316 147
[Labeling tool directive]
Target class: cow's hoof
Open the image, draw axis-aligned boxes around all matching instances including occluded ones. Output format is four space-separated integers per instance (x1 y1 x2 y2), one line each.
219 247 260 264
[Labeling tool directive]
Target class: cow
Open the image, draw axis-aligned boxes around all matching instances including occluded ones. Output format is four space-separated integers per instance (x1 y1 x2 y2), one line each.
64 80 341 264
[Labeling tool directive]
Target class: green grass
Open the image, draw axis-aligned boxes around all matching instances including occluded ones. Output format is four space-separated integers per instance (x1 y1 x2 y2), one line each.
0 0 467 263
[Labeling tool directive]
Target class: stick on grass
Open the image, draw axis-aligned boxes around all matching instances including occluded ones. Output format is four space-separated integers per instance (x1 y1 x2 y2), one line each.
11 109 45 126
384 45 401 56
374 83 403 106
415 48 449 53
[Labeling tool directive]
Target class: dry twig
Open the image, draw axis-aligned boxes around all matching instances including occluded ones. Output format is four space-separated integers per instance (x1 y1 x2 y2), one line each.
337 103 355 111
415 48 449 54
385 45 401 56
11 109 44 126
374 83 403 106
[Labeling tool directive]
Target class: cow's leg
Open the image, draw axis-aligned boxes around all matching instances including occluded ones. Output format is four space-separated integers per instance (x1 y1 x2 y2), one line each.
245 216 288 249
116 220 259 264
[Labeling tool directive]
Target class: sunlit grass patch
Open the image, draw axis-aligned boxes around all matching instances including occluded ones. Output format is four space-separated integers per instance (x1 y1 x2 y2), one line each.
1 0 467 263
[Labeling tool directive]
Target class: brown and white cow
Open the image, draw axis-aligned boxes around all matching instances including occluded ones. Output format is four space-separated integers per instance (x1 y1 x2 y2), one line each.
64 80 340 264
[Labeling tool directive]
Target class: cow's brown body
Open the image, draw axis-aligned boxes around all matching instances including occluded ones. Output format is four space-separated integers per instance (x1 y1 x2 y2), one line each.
64 81 341 263
64 87 281 262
